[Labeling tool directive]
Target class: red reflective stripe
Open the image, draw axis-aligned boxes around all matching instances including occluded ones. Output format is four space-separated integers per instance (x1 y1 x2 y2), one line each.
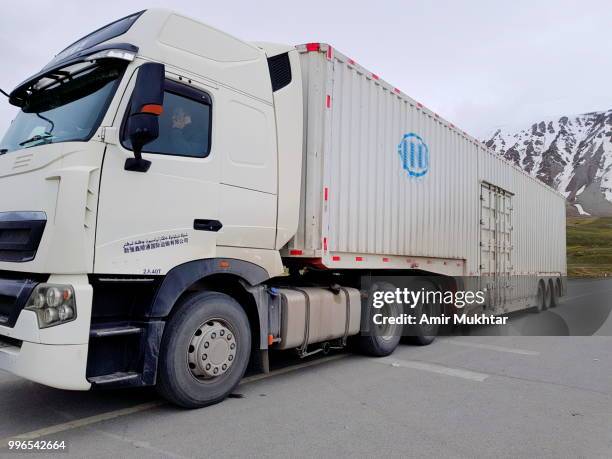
371 73 379 80
393 88 400 94
141 104 163 115
332 256 341 261
290 249 303 255
326 95 331 108
355 256 363 262
382 257 390 262
324 187 329 201
323 237 328 251
326 46 333 60
347 58 356 65
305 43 320 52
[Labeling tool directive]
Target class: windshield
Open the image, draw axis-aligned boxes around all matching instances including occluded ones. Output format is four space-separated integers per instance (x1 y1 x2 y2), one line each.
0 60 127 154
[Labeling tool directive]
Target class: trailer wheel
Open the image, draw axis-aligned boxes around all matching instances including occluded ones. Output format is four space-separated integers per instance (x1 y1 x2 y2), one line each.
403 279 440 346
548 279 558 308
157 291 251 409
535 280 548 312
357 282 402 357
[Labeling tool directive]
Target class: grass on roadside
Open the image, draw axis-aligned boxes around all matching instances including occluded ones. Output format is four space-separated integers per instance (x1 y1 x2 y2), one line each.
567 217 612 278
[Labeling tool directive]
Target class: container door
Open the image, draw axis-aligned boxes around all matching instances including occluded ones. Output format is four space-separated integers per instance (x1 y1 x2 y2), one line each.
480 183 514 310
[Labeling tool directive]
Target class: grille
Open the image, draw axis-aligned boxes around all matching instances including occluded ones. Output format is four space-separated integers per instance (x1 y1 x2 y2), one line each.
0 212 46 263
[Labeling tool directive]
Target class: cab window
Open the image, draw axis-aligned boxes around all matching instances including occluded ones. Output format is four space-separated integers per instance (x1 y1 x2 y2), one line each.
122 79 212 158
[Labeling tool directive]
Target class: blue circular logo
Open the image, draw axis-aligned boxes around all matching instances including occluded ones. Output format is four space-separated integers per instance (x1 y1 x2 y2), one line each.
398 133 429 178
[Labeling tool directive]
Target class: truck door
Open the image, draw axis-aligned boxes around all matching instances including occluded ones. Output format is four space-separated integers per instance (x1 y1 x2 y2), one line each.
94 71 221 275
480 183 514 311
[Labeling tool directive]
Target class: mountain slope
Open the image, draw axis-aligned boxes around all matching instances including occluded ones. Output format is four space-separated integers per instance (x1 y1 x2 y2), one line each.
484 109 612 216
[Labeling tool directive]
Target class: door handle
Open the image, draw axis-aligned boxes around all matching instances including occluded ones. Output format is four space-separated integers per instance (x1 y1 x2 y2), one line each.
194 219 223 232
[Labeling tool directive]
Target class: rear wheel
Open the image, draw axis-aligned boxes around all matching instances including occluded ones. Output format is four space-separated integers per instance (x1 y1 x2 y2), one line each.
535 280 547 312
403 279 440 346
157 291 251 408
548 279 558 308
357 282 402 356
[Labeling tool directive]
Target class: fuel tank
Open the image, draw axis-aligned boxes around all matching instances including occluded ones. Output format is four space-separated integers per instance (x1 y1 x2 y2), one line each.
276 286 361 350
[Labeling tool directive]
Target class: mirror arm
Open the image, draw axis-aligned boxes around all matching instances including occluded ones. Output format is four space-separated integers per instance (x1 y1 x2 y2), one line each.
124 146 151 172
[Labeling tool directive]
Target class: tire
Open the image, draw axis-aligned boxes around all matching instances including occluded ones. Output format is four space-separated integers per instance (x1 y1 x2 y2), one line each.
403 279 440 346
535 280 547 312
548 279 558 308
357 281 402 357
157 291 251 409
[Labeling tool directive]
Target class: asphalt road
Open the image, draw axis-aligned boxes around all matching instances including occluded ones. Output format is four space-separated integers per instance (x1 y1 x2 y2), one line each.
1 279 611 458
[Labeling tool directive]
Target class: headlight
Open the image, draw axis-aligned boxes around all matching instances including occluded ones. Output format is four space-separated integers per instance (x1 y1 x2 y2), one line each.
25 284 76 328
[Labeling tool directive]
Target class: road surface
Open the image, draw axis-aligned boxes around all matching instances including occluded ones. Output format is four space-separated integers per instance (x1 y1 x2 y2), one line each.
0 278 611 458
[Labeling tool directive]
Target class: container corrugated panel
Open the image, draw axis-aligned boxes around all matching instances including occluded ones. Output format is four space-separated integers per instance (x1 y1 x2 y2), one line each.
286 43 566 277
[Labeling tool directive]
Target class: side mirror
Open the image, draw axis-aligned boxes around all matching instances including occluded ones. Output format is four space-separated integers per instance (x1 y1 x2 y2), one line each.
124 63 165 172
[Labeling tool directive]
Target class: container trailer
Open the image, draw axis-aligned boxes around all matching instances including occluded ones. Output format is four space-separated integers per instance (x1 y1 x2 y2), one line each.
0 9 566 407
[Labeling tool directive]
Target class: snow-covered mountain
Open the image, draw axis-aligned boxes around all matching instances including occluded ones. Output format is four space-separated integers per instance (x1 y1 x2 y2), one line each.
484 109 612 216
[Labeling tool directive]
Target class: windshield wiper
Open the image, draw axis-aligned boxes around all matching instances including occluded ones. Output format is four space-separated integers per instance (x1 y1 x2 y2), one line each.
36 113 55 133
19 133 54 146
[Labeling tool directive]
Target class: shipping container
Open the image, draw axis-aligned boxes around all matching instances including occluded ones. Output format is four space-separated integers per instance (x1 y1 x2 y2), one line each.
286 43 566 283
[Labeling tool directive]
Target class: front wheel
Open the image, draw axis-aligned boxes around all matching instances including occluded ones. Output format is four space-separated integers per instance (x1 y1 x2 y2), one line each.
157 291 251 408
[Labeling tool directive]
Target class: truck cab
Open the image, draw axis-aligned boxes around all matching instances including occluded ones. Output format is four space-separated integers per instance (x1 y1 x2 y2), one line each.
0 9 303 398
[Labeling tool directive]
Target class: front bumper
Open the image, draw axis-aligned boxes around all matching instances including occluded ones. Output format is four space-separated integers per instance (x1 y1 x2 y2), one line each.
0 340 90 390
0 273 92 390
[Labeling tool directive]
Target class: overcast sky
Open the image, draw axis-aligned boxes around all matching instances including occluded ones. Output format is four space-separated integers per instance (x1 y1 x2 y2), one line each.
1 0 611 138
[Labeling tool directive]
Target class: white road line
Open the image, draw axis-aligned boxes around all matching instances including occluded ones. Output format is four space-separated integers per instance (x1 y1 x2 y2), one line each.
378 357 490 382
443 339 540 356
0 353 349 448
0 401 164 449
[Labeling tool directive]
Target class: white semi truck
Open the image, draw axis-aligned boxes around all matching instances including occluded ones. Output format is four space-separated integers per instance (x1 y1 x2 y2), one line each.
0 9 566 407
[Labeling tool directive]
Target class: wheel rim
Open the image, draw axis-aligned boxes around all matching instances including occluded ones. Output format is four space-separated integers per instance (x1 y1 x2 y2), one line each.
187 319 237 381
